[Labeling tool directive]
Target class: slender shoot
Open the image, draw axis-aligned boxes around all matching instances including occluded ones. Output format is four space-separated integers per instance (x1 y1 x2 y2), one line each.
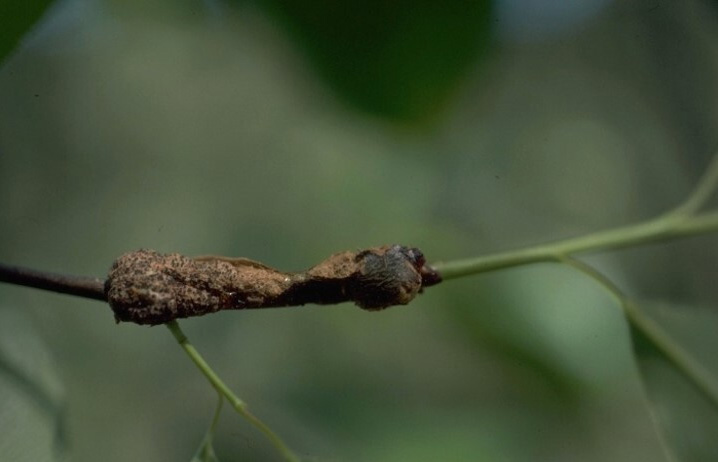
166 321 300 462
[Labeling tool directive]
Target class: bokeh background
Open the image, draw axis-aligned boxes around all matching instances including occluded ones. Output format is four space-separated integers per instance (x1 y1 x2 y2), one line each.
2 0 718 460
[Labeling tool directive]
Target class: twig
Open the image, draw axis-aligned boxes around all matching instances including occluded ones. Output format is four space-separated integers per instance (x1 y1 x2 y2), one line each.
433 211 718 279
106 245 439 325
0 262 106 301
2 211 718 306
435 153 718 280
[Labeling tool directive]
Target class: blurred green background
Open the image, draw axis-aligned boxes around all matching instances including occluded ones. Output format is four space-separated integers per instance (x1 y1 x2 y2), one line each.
1 0 718 460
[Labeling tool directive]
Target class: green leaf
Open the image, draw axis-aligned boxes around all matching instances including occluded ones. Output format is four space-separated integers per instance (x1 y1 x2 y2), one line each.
0 0 56 65
248 0 493 123
629 302 718 462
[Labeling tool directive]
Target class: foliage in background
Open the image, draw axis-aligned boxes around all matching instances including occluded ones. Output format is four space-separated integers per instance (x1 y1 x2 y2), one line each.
103 0 494 122
245 0 493 123
0 0 54 64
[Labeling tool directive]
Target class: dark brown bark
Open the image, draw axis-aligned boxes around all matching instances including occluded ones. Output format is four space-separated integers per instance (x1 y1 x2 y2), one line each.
0 262 106 301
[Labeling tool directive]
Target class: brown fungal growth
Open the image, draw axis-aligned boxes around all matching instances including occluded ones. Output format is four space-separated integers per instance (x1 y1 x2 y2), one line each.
105 245 442 325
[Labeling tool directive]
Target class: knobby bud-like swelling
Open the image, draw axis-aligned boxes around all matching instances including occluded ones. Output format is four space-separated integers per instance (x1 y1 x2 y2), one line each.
105 245 442 325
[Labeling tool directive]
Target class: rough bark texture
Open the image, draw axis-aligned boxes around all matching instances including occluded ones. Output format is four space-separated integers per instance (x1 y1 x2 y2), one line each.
106 245 441 325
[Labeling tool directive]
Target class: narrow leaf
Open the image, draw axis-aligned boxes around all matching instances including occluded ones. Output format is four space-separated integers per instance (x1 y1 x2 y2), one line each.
628 302 718 462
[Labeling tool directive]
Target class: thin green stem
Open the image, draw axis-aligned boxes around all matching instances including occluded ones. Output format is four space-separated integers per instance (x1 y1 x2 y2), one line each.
434 154 718 281
665 153 718 218
434 211 718 280
557 257 718 409
204 392 223 449
192 393 223 461
166 321 300 462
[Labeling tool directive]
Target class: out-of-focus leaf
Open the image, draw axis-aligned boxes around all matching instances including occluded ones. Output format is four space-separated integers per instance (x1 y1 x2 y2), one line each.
0 0 55 65
246 0 493 123
439 268 609 405
0 309 66 461
629 302 718 462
